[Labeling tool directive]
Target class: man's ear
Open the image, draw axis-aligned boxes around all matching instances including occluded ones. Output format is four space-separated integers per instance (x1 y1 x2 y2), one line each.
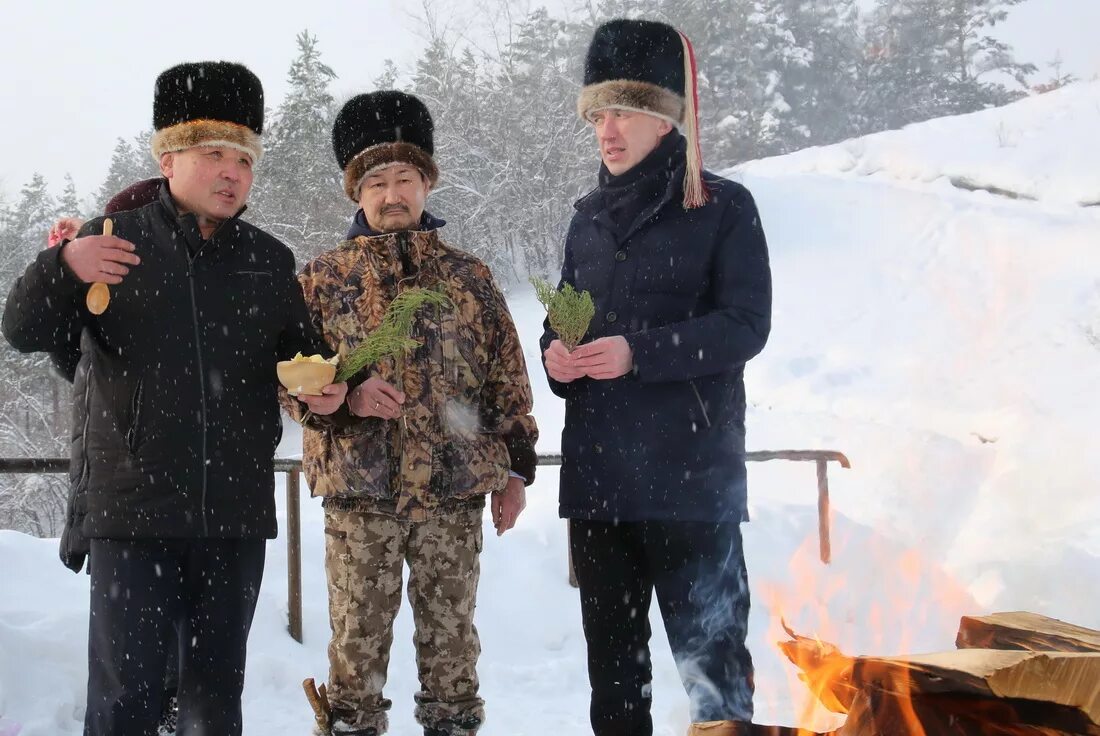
657 119 674 137
159 152 175 179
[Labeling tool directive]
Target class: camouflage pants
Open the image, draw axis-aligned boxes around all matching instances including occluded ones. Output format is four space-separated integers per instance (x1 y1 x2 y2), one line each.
324 505 485 735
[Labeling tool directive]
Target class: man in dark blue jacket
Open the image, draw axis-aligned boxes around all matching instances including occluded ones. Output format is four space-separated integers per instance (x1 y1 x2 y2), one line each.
540 19 772 736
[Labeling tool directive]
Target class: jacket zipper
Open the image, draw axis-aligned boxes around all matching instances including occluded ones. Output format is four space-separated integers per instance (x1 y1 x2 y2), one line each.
393 232 411 507
186 249 210 535
170 206 241 536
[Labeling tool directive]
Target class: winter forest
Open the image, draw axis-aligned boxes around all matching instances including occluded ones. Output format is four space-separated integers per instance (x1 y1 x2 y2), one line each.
0 0 1062 537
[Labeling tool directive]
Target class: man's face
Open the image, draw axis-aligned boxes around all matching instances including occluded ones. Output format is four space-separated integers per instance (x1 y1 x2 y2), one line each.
589 108 674 175
160 145 254 222
357 164 429 233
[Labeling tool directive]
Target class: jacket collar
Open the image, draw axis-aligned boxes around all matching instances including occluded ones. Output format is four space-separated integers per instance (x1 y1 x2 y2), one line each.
346 209 446 240
157 179 247 253
346 226 448 282
574 133 685 242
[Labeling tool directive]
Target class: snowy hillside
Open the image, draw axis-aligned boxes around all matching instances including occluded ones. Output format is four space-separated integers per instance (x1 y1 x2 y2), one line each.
737 80 1100 207
2 83 1100 735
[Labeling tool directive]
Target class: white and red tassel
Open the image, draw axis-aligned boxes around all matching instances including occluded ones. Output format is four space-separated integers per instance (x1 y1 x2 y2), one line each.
678 30 709 209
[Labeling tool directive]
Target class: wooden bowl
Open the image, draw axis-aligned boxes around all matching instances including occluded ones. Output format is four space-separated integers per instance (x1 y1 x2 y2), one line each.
277 361 337 396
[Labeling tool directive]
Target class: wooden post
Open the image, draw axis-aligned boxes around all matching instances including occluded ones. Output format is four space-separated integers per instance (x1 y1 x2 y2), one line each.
817 459 831 564
287 468 303 643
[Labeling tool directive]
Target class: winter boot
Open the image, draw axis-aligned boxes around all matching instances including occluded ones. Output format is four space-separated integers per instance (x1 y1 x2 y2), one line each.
330 723 379 736
423 714 482 736
687 721 752 736
156 692 178 735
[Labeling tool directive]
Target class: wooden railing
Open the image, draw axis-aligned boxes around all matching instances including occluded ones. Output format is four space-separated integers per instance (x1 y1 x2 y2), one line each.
2 450 850 643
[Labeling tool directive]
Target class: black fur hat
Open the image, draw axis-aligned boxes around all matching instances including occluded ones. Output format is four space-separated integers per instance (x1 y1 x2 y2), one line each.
580 19 686 124
578 19 709 208
332 91 439 202
150 61 264 163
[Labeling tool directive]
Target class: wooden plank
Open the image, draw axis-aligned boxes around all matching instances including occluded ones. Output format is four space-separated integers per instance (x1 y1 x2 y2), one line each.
850 650 1100 727
781 628 1100 731
957 612 1100 653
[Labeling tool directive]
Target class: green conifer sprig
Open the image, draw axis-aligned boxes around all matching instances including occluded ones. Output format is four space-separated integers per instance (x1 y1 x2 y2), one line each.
335 288 451 382
530 277 595 351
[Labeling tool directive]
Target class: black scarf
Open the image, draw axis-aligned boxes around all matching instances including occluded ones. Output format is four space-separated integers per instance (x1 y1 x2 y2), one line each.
597 130 685 236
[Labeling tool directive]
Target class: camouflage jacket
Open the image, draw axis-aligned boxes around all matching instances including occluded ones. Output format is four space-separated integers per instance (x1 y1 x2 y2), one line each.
282 228 538 520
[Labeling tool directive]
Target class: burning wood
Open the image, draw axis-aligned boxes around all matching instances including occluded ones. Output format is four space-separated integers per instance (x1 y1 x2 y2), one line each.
957 612 1100 654
777 614 1100 735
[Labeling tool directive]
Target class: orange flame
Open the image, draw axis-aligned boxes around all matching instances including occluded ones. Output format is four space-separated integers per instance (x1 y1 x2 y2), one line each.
759 522 976 734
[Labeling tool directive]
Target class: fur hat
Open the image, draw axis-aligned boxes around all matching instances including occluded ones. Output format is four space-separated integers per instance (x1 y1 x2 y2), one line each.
332 91 439 202
150 61 264 164
578 19 709 208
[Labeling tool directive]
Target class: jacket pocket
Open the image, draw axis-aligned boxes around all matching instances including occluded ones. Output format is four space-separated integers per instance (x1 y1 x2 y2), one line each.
308 421 395 500
323 524 352 623
430 435 508 501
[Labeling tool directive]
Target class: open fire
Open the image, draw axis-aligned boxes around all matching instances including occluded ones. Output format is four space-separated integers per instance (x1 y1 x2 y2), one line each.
773 612 1100 735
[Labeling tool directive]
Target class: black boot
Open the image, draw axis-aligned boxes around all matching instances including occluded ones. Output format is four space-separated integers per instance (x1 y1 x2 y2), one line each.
156 692 178 735
423 715 481 736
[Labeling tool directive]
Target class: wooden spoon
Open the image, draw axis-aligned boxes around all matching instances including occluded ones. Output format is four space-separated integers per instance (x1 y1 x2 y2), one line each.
85 218 112 315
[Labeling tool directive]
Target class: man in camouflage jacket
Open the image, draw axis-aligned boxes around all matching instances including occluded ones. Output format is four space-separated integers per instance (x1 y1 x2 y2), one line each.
281 91 538 736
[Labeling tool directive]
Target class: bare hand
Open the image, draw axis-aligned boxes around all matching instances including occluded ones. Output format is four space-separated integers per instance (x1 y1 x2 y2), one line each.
347 377 405 419
569 336 633 380
491 476 526 536
543 339 585 383
60 234 141 284
48 217 85 247
298 382 348 415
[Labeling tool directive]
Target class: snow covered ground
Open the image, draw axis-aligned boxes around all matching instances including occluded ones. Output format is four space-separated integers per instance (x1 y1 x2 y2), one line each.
2 83 1100 735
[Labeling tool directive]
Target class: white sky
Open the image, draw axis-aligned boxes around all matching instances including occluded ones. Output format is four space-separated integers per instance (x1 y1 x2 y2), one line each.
0 0 1095 204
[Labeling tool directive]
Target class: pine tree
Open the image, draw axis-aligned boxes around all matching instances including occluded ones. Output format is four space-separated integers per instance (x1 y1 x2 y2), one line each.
373 59 401 89
6 174 58 258
485 7 595 278
250 30 349 265
411 35 505 270
95 135 158 213
0 173 68 537
757 0 864 150
859 0 1034 131
58 173 83 219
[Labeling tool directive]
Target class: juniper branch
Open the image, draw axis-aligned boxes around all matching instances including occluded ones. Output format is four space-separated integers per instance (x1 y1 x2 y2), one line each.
334 287 452 383
530 277 595 351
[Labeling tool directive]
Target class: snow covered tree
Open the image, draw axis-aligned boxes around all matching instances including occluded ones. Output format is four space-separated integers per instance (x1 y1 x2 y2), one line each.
374 59 401 90
58 174 83 220
487 7 595 278
4 174 57 261
0 174 68 537
94 133 158 213
250 30 350 264
859 0 1035 131
1032 52 1074 95
756 0 865 150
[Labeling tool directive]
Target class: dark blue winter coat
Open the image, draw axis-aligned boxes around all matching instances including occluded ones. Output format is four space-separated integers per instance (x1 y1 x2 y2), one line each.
541 133 771 523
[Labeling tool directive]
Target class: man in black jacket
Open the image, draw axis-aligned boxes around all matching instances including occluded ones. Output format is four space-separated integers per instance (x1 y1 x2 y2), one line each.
540 20 772 736
2 61 347 736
